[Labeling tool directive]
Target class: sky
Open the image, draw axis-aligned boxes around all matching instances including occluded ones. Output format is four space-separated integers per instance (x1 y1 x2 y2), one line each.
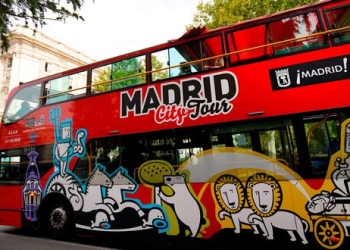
38 0 202 61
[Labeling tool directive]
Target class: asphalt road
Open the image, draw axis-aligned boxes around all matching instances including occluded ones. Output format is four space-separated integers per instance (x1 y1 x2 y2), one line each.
0 225 206 250
0 225 119 250
0 225 313 250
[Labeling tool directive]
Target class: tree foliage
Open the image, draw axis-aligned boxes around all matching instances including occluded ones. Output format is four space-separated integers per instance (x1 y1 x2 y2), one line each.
191 0 316 29
0 0 84 53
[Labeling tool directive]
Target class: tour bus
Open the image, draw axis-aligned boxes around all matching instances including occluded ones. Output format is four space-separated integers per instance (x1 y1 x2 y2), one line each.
1 0 350 249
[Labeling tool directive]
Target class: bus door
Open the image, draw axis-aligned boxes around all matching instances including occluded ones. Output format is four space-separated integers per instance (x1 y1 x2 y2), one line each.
0 152 22 227
303 113 341 176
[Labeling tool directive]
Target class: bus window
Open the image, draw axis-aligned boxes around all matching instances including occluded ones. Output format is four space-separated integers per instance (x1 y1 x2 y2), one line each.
212 133 252 149
182 35 223 72
227 23 273 63
3 83 41 124
151 50 169 81
74 156 90 181
304 114 341 175
270 11 324 55
211 119 297 170
91 55 146 93
151 47 197 80
325 4 350 44
0 146 53 183
44 71 87 104
74 138 124 180
259 128 295 167
234 133 252 149
0 156 20 182
151 35 223 81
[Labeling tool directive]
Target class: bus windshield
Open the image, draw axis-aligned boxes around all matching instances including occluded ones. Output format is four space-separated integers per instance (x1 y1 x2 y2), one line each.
3 84 41 124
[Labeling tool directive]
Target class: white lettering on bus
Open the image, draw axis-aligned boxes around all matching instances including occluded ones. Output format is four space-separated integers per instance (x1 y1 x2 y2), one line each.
120 72 238 125
301 65 343 79
154 104 189 125
8 130 18 135
23 126 46 133
5 137 21 143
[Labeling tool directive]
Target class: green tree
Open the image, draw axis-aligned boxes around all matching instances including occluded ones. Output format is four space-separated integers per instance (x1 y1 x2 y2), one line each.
191 0 316 29
0 0 84 53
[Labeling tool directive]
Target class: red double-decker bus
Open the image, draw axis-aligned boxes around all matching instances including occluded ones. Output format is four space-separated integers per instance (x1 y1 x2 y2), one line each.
1 0 350 249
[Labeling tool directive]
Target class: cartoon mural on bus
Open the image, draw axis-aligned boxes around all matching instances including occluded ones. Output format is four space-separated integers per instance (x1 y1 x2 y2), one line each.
137 160 207 237
246 173 309 244
50 106 86 177
214 174 267 235
43 106 169 233
201 119 350 249
20 105 350 249
305 120 350 249
158 173 205 237
22 151 43 222
211 172 309 245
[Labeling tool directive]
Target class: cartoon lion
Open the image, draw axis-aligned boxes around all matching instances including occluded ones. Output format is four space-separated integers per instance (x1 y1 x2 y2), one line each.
214 174 267 235
246 173 282 217
246 173 308 244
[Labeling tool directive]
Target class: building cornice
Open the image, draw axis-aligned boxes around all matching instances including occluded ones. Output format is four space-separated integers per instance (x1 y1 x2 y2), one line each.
7 25 96 65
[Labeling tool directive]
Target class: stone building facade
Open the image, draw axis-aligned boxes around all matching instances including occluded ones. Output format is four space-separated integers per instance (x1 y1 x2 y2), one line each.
0 25 96 117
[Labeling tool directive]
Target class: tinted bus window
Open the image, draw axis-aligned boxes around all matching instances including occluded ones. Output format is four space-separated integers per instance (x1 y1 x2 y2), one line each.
270 11 324 55
0 156 20 182
326 4 350 44
304 113 341 174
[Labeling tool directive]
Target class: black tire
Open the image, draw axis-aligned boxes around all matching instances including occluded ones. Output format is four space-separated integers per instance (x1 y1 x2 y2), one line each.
42 200 75 240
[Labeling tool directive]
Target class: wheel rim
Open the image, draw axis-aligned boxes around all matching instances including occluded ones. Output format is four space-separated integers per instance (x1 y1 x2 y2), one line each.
50 207 67 230
314 217 344 249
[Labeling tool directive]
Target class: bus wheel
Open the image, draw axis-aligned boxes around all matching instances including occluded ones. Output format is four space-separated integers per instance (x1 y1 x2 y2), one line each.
43 201 74 240
313 217 344 249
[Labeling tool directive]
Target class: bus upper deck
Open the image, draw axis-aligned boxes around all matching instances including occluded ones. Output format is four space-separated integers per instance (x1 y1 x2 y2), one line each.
2 0 350 131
